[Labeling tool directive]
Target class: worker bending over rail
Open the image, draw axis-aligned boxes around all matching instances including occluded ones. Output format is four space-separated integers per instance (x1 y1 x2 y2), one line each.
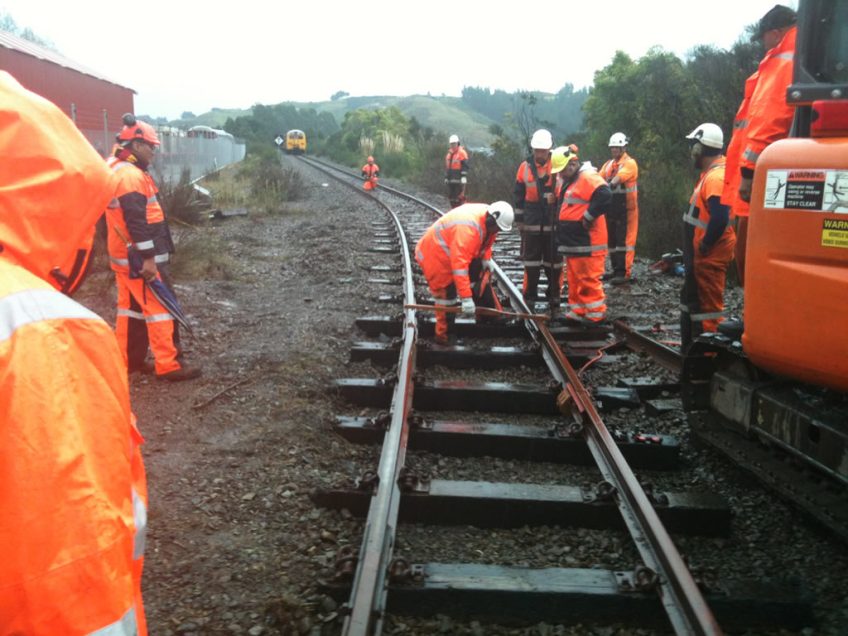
415 201 514 344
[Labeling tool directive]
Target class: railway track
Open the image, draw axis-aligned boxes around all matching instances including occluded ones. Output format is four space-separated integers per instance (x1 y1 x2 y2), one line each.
295 156 813 635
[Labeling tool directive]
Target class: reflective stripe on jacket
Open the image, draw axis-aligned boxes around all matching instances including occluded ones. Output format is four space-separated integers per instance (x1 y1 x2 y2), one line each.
0 260 147 635
414 203 495 298
514 159 553 230
557 168 610 256
599 152 639 214
739 27 796 173
445 146 469 182
721 70 759 215
684 157 732 245
106 159 171 271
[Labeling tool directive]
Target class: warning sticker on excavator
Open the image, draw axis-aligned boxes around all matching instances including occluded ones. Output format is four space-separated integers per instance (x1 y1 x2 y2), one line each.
822 218 848 249
764 169 848 212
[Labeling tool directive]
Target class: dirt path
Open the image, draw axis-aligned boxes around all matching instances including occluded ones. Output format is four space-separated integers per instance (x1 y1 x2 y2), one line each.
79 155 384 635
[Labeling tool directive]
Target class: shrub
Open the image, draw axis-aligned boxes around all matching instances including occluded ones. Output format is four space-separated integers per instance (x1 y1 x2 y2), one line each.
158 168 210 226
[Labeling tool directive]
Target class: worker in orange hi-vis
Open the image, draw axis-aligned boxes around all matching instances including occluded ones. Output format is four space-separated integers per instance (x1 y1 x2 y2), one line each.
551 146 612 326
722 4 797 287
514 129 562 317
415 201 514 343
445 133 470 208
681 123 736 349
362 155 380 190
106 115 202 381
0 70 148 635
599 132 639 285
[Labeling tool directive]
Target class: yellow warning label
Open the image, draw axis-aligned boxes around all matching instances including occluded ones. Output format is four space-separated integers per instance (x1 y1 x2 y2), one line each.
822 219 848 248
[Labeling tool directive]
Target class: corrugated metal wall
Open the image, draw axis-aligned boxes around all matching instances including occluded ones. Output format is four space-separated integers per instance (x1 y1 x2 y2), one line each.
1 48 134 156
1 46 246 183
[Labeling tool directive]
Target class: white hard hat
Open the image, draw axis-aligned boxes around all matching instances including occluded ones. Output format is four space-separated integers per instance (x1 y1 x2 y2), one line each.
488 201 514 232
608 132 628 147
530 129 553 150
685 123 724 149
449 134 460 144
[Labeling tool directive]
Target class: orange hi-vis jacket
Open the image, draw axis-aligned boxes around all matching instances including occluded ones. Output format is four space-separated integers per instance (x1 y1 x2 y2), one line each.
445 146 469 183
0 69 148 635
738 28 797 189
557 167 610 256
721 70 760 216
514 158 553 230
415 203 496 299
106 158 172 272
684 157 732 247
362 162 380 179
599 152 639 214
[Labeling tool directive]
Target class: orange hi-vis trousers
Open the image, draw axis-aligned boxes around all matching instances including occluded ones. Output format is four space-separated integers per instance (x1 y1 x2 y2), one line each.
115 270 181 375
564 253 607 322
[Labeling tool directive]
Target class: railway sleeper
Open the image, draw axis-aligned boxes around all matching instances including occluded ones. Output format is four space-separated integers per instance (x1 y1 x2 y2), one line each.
355 315 610 341
349 341 619 370
319 562 813 632
335 378 674 415
312 478 731 535
333 415 680 469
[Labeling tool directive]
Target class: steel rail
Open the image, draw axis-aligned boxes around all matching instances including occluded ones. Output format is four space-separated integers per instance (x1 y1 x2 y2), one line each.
491 280 720 634
613 319 683 373
298 156 418 635
300 155 720 634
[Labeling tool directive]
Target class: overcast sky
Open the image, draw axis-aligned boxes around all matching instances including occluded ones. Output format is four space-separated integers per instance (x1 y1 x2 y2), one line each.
1 0 793 120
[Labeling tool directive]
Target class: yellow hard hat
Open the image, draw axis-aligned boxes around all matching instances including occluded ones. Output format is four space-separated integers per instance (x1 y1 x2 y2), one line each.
550 145 579 174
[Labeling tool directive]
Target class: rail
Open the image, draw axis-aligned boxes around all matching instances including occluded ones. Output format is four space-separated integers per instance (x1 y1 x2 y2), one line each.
298 155 721 636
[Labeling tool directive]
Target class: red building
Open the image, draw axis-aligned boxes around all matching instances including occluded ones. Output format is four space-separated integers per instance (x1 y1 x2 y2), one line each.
0 30 135 155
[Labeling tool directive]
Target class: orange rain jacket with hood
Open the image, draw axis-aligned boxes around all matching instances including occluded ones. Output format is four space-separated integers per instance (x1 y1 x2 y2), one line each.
724 26 796 216
0 70 148 635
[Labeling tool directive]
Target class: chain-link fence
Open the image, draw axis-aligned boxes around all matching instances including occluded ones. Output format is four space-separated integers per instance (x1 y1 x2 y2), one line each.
78 125 246 185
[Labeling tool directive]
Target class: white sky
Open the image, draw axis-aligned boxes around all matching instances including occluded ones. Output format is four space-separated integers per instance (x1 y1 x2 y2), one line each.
1 0 792 120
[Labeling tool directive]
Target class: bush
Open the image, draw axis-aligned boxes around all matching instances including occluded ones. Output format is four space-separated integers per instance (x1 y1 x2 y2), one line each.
158 168 210 226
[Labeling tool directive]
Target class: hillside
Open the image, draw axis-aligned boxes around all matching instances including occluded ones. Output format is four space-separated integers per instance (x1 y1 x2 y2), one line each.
171 95 498 145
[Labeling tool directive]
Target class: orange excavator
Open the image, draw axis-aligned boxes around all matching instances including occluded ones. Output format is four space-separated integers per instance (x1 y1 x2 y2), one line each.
682 0 848 524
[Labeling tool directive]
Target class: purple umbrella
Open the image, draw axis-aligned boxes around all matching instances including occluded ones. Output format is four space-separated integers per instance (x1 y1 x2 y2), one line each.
127 248 194 336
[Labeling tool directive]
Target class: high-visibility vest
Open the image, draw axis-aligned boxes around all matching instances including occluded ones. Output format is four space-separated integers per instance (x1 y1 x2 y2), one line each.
557 169 609 256
0 260 147 635
739 27 796 173
106 160 171 272
599 152 639 213
684 157 732 245
415 203 495 298
515 159 553 230
721 70 759 215
362 163 380 179
445 146 469 181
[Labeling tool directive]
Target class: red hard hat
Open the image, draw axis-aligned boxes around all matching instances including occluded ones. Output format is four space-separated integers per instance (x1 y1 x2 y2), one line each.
117 119 161 146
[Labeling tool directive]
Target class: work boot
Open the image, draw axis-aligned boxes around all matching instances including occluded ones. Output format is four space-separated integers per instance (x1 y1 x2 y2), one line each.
158 364 203 382
610 275 630 286
128 360 155 375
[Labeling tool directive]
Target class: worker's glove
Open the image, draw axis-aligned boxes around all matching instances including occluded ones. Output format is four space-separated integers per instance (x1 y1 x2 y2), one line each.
444 177 449 184
482 259 493 271
460 177 467 185
460 297 476 317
